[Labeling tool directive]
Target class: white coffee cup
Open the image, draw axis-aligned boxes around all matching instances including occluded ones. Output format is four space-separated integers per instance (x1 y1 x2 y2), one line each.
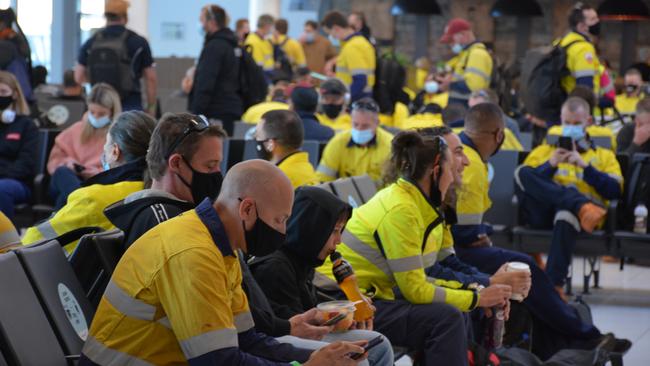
506 261 531 301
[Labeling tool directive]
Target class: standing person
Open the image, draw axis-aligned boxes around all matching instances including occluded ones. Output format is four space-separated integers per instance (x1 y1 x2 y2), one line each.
0 71 37 220
321 11 375 104
615 68 645 116
235 18 250 45
189 4 243 136
245 14 276 82
289 87 335 143
274 19 307 70
299 20 338 75
74 0 157 114
347 11 375 46
80 160 369 366
439 18 492 107
47 83 122 210
617 97 650 156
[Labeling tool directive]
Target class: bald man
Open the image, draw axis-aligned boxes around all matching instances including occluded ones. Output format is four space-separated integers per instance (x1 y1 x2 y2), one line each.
81 160 367 366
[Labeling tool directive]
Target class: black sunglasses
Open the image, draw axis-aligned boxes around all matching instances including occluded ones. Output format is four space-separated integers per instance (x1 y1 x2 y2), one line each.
164 115 210 159
351 100 380 113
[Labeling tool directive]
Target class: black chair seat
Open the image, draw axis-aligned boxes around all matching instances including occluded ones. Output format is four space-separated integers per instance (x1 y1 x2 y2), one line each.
614 231 650 259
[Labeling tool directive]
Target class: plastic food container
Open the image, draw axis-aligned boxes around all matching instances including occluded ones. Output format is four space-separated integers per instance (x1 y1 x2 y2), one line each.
317 300 356 332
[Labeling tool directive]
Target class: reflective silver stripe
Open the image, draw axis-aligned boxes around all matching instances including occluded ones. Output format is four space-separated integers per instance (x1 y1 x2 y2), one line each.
438 247 455 261
36 221 57 240
342 231 392 277
350 68 374 75
104 280 156 321
554 210 581 231
574 70 595 78
179 328 238 359
433 287 447 303
313 271 341 291
457 213 483 225
337 66 350 73
157 317 171 329
608 173 623 183
317 164 338 178
422 251 438 268
448 91 470 100
234 312 254 333
514 165 526 192
387 255 424 273
464 67 491 81
0 231 20 247
83 335 153 366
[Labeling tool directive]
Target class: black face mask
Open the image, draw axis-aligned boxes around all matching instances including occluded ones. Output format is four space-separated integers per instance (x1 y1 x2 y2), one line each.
0 96 12 110
625 85 639 95
321 103 343 119
240 199 286 257
588 22 600 36
177 157 223 204
255 140 272 160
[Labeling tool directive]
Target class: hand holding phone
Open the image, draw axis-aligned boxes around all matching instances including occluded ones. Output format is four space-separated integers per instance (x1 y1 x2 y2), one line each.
323 312 347 327
350 335 384 360
557 136 574 151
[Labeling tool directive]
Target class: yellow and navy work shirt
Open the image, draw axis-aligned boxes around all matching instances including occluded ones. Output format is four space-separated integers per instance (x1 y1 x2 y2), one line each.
424 92 449 109
523 142 623 207
447 42 492 104
245 32 275 72
555 31 600 95
402 112 444 130
316 112 352 131
277 151 319 189
336 33 376 102
274 35 306 69
316 127 392 183
452 132 494 246
378 102 410 129
615 93 644 115
547 125 617 152
316 179 479 311
241 101 289 124
82 199 308 365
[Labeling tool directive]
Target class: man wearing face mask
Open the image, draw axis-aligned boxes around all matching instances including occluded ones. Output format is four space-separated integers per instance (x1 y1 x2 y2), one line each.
317 98 392 183
245 14 276 83
300 21 338 75
518 97 622 291
104 113 226 249
615 68 645 115
439 18 492 107
316 78 351 131
321 11 375 104
81 160 370 366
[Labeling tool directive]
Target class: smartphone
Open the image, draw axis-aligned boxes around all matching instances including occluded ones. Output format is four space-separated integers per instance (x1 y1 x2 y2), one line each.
323 312 347 327
557 136 574 151
350 335 384 360
73 163 86 173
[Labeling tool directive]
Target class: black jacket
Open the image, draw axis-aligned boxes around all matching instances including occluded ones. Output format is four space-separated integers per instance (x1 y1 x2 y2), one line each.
0 115 38 185
296 111 335 143
250 186 352 319
189 28 242 119
617 122 650 157
104 189 194 250
81 156 147 187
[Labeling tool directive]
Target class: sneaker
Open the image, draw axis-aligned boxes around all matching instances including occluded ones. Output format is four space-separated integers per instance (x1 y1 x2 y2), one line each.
578 203 607 234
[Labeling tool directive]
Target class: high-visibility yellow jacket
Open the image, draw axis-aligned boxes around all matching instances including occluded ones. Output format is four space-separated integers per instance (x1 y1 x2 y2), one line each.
615 93 644 115
447 42 492 102
336 34 375 100
547 125 617 152
241 101 289 124
22 180 143 253
424 92 449 109
316 128 392 183
316 112 352 131
316 178 479 311
274 35 306 69
277 151 319 188
379 102 410 129
245 32 274 72
555 32 600 95
402 113 444 130
82 201 255 365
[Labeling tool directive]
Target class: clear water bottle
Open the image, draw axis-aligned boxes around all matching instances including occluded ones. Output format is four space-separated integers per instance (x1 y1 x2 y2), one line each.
634 204 648 234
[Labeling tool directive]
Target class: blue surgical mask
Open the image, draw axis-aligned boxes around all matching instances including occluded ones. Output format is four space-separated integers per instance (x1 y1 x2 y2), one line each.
351 128 375 145
305 32 315 43
562 124 586 141
451 43 464 54
88 114 111 129
329 34 340 47
424 80 440 94
100 153 111 171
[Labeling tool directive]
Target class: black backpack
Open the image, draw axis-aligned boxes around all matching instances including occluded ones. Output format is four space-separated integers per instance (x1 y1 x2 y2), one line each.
272 38 293 81
237 45 269 110
373 53 409 115
87 29 135 98
521 40 585 122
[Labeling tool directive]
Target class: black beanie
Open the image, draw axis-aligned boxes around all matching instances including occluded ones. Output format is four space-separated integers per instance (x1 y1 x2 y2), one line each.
291 87 319 113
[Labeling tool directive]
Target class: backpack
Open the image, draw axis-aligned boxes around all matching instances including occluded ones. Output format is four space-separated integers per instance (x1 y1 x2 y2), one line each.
373 53 409 115
0 40 33 101
521 40 585 122
87 29 135 99
237 45 269 110
272 38 293 81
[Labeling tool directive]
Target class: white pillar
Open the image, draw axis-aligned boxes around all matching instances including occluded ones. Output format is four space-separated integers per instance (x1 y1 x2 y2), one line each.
249 0 280 30
127 0 149 39
50 0 77 83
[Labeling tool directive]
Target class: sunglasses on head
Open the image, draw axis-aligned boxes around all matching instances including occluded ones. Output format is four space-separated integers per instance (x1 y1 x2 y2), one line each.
351 100 380 113
164 115 210 159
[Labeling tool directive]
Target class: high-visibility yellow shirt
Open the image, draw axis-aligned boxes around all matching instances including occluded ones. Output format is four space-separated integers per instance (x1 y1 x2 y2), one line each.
82 201 254 365
447 42 492 100
555 32 600 95
316 178 479 311
402 113 444 130
615 93 644 115
277 151 319 188
403 87 416 102
316 112 352 131
424 92 449 109
316 128 392 183
523 144 622 207
379 102 410 129
245 32 274 71
275 35 307 68
22 180 143 253
336 34 376 95
452 127 523 152
415 69 428 91
456 138 491 227
547 125 617 152
241 101 289 124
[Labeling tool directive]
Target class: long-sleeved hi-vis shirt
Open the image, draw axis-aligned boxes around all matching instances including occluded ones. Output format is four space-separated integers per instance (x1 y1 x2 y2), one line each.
82 199 309 365
336 33 376 102
555 31 600 95
547 125 617 152
316 128 392 183
274 35 306 69
245 32 274 72
447 42 492 104
316 179 480 311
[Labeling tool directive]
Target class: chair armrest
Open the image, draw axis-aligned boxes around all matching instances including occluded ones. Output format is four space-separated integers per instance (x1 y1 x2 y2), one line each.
606 200 619 234
33 173 47 204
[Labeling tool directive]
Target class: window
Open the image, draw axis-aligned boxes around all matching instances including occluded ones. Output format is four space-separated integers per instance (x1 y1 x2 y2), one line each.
79 0 104 44
16 0 52 72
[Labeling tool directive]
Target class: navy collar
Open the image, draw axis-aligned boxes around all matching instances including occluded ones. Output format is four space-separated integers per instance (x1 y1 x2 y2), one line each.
459 131 481 156
275 150 301 166
449 119 465 129
195 198 234 257
347 134 377 148
344 32 362 42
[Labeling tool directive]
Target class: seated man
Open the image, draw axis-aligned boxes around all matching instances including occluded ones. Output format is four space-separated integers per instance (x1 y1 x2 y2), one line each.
615 68 645 116
517 97 622 290
290 86 335 142
250 186 393 365
105 113 226 249
317 98 392 183
22 111 156 252
617 97 650 156
255 110 319 188
316 78 352 131
80 160 368 365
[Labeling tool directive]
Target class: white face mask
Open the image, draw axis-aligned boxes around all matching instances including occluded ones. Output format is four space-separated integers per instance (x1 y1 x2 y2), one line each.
424 81 440 94
1 109 16 124
451 43 464 54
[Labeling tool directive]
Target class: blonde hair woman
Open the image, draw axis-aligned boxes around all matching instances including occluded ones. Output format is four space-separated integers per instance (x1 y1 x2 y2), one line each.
47 83 122 209
0 71 38 220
